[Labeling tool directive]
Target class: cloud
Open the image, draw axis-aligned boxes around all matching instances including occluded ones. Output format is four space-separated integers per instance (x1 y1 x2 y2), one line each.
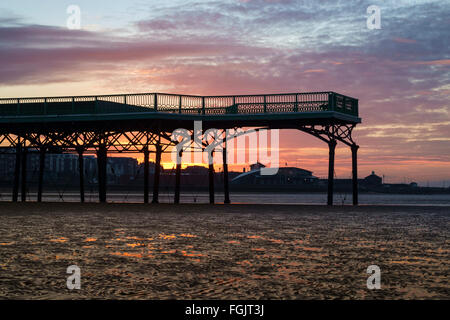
416 59 450 66
393 37 417 44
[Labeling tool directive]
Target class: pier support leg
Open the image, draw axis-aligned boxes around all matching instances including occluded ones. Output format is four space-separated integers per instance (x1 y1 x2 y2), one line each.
37 147 46 202
208 152 215 204
351 144 359 206
78 149 85 203
12 143 21 202
223 136 230 204
144 147 149 204
152 143 162 204
174 150 182 204
21 147 28 202
97 146 107 203
327 140 336 206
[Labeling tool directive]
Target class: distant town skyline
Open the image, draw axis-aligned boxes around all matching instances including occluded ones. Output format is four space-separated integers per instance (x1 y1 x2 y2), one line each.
0 0 449 186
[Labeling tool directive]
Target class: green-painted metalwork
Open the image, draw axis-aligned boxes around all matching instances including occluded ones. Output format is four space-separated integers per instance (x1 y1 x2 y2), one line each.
0 91 359 120
0 91 361 206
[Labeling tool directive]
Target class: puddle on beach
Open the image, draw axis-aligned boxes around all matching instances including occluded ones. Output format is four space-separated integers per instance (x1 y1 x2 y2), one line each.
49 237 68 243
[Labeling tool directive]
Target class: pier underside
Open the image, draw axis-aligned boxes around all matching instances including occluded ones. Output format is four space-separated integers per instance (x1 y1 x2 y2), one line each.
0 91 361 205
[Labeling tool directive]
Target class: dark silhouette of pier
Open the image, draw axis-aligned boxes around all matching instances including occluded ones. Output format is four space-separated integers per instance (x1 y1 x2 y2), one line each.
0 91 361 205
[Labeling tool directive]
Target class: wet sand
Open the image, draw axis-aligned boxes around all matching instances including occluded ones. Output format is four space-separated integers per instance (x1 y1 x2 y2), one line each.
0 202 448 299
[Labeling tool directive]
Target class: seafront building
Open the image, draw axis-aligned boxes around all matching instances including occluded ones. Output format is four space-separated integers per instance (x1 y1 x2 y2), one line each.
1 151 447 194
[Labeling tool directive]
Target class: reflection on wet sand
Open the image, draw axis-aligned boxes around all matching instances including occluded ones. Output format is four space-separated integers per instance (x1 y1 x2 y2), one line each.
181 250 204 257
49 237 68 243
180 234 198 238
0 242 15 246
111 252 143 258
0 203 448 299
126 243 144 248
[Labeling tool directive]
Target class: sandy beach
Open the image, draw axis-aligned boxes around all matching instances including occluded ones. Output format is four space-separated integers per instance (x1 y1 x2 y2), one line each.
0 202 448 299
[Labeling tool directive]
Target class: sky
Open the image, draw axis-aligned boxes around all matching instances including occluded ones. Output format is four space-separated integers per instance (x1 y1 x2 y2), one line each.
0 0 449 186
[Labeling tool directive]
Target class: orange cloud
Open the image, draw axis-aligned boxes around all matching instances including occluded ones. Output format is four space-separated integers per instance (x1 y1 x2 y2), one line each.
393 37 417 44
416 59 450 66
303 69 326 73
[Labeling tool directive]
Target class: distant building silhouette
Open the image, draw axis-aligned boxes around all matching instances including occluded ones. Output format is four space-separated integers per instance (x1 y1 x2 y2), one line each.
232 163 318 186
363 171 382 187
0 149 138 184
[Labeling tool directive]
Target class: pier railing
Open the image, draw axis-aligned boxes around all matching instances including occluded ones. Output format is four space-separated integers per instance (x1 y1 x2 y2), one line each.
0 92 358 117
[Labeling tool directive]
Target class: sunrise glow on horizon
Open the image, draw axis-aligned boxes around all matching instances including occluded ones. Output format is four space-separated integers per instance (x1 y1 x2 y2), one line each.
0 0 449 186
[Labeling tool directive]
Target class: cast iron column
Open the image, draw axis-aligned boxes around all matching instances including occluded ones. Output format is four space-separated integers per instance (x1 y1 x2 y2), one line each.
351 144 359 206
21 146 28 202
78 148 85 203
174 150 182 204
143 147 149 204
37 147 46 202
97 145 107 203
327 140 337 206
208 151 215 204
12 142 21 202
152 143 162 204
223 135 230 204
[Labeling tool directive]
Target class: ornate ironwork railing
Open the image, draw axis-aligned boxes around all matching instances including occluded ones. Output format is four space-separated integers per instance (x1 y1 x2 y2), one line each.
0 92 358 117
